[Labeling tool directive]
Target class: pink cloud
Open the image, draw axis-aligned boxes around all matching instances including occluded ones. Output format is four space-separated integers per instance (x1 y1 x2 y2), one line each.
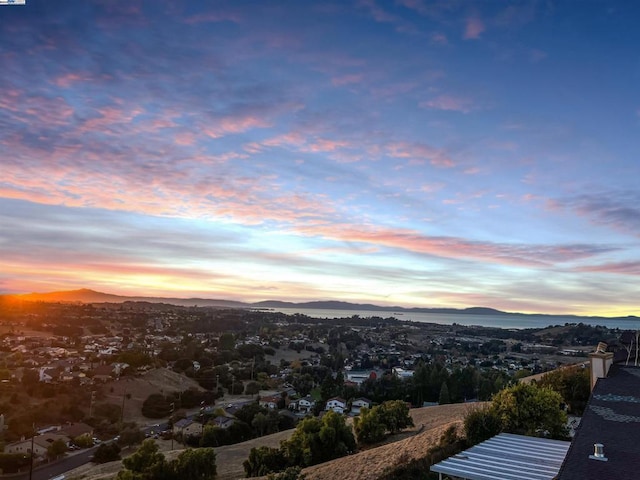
421 94 475 113
184 12 241 24
307 139 350 153
530 49 548 63
294 223 610 268
174 132 197 146
53 73 87 88
358 0 417 34
576 261 640 276
331 74 364 86
464 16 485 39
386 141 455 168
203 115 270 139
430 32 449 45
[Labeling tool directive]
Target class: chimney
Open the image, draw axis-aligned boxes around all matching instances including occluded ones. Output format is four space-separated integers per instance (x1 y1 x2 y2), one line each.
589 342 613 390
589 443 608 462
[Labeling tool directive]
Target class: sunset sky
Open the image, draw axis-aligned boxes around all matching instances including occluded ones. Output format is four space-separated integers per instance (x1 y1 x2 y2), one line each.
1 1 639 316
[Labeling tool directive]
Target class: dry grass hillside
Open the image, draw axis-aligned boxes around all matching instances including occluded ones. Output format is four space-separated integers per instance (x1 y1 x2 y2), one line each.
101 368 204 424
66 403 482 480
297 403 477 480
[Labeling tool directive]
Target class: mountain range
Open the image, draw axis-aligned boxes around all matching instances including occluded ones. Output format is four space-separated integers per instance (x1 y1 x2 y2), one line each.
3 288 636 320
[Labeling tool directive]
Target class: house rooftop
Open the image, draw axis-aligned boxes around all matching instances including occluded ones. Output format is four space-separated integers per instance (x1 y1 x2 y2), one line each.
430 433 570 480
556 364 640 480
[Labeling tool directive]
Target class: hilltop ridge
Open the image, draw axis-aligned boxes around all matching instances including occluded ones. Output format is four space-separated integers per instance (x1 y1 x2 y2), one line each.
2 288 636 320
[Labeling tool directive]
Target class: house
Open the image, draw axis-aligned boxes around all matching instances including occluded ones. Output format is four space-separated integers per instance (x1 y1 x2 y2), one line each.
4 438 48 457
91 364 114 382
289 395 316 413
345 370 377 385
60 422 93 442
429 339 640 480
392 367 414 379
5 433 69 458
39 367 60 383
212 416 235 429
556 342 640 480
259 395 281 410
173 418 202 437
351 397 372 415
325 397 347 414
297 396 316 413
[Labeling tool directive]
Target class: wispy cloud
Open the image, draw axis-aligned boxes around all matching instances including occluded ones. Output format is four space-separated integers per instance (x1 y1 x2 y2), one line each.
549 192 640 237
464 16 485 39
358 0 418 34
576 261 640 276
430 32 449 45
421 94 476 113
386 141 455 168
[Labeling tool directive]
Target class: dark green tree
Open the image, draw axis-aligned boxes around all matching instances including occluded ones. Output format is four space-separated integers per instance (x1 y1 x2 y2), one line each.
93 442 122 463
243 446 288 477
464 405 502 446
439 382 451 405
117 439 168 480
170 448 217 479
353 407 385 445
281 410 355 467
47 439 67 460
491 383 568 439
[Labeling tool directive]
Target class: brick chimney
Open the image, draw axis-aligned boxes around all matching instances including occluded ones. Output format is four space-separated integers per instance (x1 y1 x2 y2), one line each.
589 342 613 390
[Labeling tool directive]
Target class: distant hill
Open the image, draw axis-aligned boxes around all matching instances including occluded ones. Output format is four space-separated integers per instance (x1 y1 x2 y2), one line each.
2 288 511 315
7 288 248 308
3 288 636 320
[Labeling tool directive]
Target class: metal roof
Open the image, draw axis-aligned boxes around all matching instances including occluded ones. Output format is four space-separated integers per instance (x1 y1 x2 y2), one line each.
430 433 571 480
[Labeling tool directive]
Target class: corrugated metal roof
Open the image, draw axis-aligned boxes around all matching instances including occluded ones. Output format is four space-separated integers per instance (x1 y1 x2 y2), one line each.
430 433 571 480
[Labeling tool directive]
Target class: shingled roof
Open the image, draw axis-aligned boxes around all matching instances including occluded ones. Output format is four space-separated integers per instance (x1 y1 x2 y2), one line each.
556 364 640 480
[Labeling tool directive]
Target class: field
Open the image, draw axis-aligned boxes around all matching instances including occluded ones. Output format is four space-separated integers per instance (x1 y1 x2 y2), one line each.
101 368 204 424
66 403 480 480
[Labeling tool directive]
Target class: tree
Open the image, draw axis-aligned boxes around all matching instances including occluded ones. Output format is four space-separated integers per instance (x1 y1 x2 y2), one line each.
142 394 173 419
118 426 146 447
266 467 306 480
243 446 288 477
354 400 413 445
117 439 168 480
218 333 235 351
536 367 590 415
74 434 95 448
93 442 122 463
490 383 568 439
281 410 355 467
438 382 450 405
378 400 414 434
245 381 260 395
235 402 268 426
47 439 67 460
464 405 502 446
21 368 39 386
170 448 217 480
252 413 270 437
353 407 386 445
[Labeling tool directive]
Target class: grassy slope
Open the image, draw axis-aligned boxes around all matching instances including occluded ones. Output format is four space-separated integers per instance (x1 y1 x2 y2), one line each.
67 403 482 480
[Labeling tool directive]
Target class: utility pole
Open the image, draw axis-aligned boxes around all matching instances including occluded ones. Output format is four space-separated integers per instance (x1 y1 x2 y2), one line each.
89 391 96 418
200 402 205 436
120 390 126 426
170 402 175 451
28 424 35 480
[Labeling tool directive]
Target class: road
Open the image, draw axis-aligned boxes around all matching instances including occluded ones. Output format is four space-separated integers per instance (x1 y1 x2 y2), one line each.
9 398 253 480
